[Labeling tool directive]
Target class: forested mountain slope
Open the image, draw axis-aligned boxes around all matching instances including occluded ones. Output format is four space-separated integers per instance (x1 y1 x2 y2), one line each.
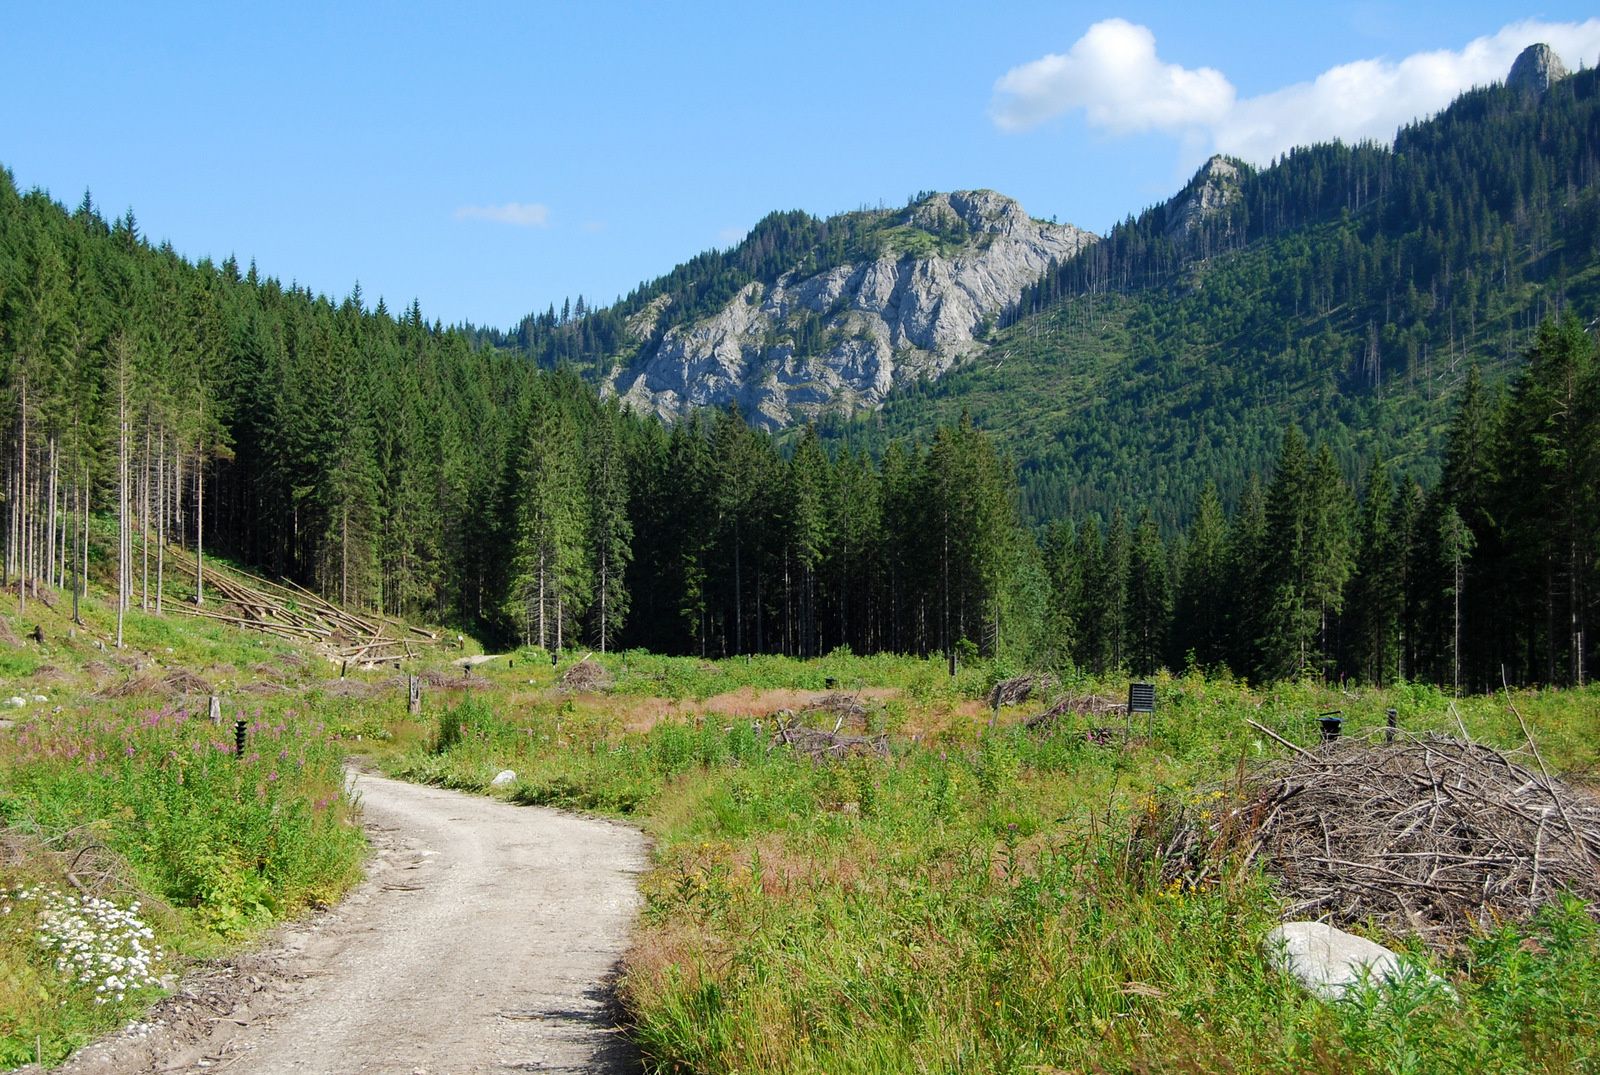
1 45 1594 686
820 55 1600 529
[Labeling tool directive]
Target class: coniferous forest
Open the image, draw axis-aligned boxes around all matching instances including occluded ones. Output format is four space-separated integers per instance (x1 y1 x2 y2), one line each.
1 67 1597 690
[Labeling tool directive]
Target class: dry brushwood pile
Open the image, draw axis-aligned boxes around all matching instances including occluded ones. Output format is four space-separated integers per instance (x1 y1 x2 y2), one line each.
988 673 1059 709
162 548 437 668
1156 733 1600 939
94 673 167 700
1024 693 1126 734
558 657 614 693
769 706 888 762
798 691 871 727
163 668 213 696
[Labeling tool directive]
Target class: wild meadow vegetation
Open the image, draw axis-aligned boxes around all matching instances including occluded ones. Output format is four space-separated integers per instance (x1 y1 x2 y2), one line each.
0 582 364 1066
374 650 1600 1074
1 536 1597 1072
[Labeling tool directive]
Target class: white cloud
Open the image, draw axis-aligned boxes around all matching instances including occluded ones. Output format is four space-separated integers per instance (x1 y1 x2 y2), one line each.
453 201 550 227
991 19 1233 135
993 18 1600 165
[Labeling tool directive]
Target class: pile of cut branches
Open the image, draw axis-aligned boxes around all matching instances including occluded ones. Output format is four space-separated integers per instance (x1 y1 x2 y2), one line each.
558 656 614 693
1154 733 1600 940
770 709 887 763
94 673 166 699
163 668 212 695
988 673 1059 709
798 691 870 727
163 548 436 667
1024 693 1126 734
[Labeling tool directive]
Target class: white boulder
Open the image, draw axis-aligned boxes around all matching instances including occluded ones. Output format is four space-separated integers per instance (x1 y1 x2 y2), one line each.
3 696 24 708
1264 922 1415 1002
490 770 517 788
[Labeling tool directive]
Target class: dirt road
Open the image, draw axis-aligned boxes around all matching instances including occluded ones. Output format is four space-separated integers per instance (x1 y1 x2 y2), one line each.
54 770 649 1075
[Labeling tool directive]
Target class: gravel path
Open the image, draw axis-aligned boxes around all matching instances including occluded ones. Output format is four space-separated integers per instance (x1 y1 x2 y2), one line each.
50 770 649 1075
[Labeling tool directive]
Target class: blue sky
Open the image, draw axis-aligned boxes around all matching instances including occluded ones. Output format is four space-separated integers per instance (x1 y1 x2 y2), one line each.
3 2 1597 329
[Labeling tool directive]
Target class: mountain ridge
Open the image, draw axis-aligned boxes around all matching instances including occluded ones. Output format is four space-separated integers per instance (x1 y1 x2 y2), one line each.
602 189 1093 429
811 45 1600 528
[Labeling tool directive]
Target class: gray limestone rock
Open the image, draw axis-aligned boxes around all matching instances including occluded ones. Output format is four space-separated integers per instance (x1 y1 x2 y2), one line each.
605 191 1095 429
1507 43 1568 95
1264 922 1452 1003
1265 922 1401 1001
1165 156 1242 238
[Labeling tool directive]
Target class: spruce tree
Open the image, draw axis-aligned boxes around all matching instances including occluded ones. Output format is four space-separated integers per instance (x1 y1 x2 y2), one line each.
587 400 632 652
1172 482 1226 671
1125 509 1170 675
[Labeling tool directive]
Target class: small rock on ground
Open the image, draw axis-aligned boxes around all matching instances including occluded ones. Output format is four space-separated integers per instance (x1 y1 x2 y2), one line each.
1264 922 1406 1002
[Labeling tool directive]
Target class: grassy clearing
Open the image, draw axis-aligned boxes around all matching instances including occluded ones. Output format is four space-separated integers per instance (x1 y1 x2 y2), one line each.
375 656 1600 1074
6 563 1600 1071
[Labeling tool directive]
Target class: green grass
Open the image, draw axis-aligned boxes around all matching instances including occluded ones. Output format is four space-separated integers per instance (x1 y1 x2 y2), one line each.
595 647 992 703
0 693 364 1066
376 655 1600 1074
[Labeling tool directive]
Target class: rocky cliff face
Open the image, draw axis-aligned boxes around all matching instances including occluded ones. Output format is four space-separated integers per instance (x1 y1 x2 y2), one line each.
605 191 1094 429
1163 156 1243 237
1507 43 1568 96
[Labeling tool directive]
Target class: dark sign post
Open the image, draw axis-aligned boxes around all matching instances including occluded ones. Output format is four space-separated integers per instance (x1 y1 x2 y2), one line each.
1128 682 1156 740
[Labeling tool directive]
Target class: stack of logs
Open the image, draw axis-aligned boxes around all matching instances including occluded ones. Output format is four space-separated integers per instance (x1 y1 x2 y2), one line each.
164 549 437 667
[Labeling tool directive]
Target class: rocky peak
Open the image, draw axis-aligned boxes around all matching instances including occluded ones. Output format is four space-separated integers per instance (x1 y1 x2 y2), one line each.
606 191 1095 430
1164 156 1244 238
908 190 1032 236
1507 43 1568 95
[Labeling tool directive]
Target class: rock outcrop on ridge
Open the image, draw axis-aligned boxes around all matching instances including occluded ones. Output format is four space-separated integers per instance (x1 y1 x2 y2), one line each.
1506 43 1568 96
1162 156 1243 238
604 191 1094 430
